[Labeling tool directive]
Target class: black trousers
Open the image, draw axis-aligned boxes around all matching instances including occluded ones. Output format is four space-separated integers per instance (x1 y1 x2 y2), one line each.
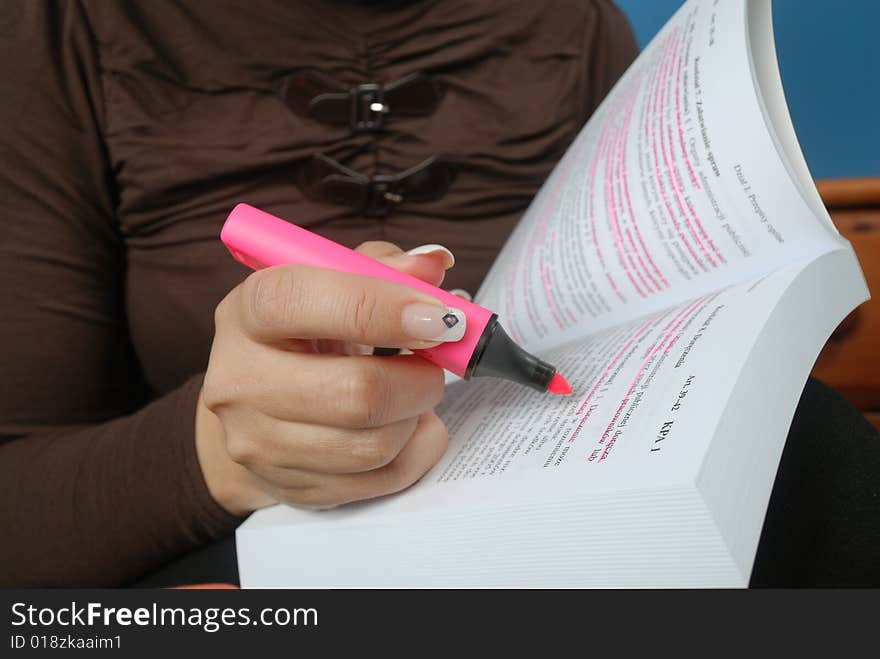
134 378 880 588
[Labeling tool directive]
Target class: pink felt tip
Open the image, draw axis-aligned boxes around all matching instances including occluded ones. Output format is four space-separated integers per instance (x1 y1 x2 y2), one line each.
547 373 572 396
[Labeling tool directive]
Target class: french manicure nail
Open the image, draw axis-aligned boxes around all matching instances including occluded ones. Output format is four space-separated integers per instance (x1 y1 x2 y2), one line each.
401 303 466 342
405 244 455 269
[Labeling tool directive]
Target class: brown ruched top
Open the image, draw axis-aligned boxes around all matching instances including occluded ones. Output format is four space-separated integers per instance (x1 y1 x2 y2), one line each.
0 0 637 585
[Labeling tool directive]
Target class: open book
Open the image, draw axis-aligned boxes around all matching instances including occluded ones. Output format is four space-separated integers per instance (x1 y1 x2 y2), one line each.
237 0 869 587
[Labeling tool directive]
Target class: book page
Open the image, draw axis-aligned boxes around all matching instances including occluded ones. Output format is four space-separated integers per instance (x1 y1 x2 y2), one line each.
432 266 793 498
476 0 844 354
745 0 834 228
425 247 863 508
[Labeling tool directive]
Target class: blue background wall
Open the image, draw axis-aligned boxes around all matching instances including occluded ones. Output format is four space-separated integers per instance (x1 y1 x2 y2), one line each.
615 0 879 180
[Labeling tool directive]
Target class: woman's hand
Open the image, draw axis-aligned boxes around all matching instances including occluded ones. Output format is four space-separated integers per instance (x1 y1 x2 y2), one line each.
195 242 460 515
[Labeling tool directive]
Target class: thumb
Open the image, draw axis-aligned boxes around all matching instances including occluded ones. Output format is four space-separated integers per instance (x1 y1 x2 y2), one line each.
355 241 454 288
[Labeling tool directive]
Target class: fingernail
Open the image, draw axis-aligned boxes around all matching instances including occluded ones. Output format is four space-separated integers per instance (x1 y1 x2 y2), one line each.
401 303 466 342
448 288 472 302
405 244 455 269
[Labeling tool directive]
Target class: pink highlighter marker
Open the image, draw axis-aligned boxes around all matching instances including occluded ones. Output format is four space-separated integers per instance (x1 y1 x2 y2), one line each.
220 203 571 395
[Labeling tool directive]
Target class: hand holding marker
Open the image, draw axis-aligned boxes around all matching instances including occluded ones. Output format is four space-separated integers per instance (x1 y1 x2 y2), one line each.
221 204 572 395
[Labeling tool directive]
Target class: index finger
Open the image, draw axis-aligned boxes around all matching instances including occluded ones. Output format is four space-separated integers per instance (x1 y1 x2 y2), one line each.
235 264 465 348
